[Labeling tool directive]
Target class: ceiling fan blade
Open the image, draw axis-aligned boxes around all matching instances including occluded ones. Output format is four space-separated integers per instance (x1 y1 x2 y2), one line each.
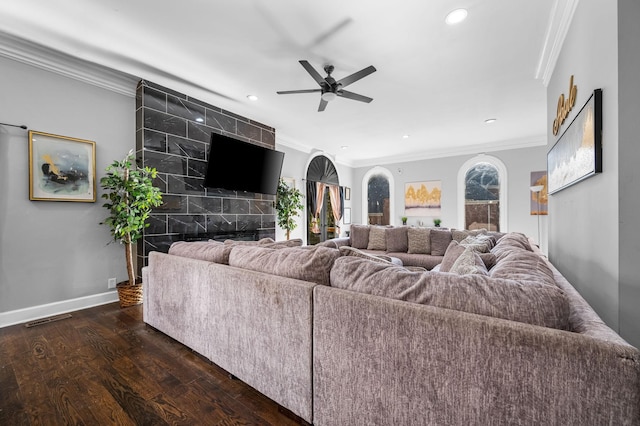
277 89 322 95
307 17 353 48
299 60 326 86
336 65 377 88
337 90 373 103
318 98 328 112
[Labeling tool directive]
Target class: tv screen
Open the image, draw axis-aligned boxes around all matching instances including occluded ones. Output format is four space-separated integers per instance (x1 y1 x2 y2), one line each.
204 133 285 195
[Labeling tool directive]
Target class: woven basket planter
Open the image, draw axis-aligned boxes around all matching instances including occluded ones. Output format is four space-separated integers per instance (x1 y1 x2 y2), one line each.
116 281 143 308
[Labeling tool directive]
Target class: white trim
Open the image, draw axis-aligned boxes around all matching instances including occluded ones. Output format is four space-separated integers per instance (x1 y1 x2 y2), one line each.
351 135 546 168
535 0 580 86
0 291 119 328
361 166 395 225
0 31 137 97
457 155 508 232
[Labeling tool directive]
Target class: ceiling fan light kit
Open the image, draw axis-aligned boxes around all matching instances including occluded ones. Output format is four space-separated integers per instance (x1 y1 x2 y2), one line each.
277 60 376 111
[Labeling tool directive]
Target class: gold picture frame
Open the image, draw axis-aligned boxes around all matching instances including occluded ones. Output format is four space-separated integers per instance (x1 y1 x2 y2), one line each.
29 131 96 202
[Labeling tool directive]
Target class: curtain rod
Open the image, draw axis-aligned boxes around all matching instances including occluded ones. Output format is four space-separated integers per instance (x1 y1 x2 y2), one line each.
0 122 28 130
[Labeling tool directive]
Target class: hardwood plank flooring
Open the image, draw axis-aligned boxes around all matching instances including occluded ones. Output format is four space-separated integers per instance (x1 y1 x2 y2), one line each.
0 303 310 425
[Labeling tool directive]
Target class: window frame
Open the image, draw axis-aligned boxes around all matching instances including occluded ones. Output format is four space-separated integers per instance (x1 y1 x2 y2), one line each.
457 155 508 232
361 166 395 225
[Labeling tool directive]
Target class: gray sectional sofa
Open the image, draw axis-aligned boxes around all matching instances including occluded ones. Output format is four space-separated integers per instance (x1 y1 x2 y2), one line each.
143 234 640 425
321 224 503 270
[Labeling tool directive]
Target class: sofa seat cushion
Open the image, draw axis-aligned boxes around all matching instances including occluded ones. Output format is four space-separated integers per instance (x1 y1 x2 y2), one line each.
386 252 443 270
168 240 233 264
330 257 570 330
229 245 341 286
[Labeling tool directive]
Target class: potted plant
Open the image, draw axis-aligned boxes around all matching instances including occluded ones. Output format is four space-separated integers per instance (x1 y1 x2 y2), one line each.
433 218 442 227
276 179 303 240
100 150 163 307
401 216 408 225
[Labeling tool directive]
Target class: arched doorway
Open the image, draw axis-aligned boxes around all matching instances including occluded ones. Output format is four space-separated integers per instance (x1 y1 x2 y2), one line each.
306 155 343 244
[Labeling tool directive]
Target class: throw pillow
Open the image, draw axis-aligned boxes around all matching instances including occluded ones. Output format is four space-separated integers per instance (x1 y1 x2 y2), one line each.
385 226 409 252
430 228 453 256
459 236 490 253
407 227 431 254
350 224 370 249
449 248 489 276
367 226 387 251
439 241 466 272
451 229 470 242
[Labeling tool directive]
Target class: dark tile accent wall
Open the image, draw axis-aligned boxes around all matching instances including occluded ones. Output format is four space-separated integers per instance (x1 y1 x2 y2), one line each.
135 80 277 270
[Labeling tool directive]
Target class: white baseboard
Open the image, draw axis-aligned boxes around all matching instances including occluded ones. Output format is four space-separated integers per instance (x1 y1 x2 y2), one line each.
0 291 119 328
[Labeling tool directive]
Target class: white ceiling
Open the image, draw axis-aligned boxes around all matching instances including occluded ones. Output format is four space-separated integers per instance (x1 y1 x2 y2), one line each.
0 0 560 167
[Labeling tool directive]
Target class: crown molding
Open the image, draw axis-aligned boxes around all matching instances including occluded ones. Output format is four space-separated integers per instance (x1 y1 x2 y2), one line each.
351 135 547 168
0 31 137 97
535 0 580 87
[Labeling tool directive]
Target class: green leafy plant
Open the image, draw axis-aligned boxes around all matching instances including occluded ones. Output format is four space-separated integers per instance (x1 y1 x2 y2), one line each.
276 179 303 240
401 216 408 225
433 218 442 227
100 150 163 286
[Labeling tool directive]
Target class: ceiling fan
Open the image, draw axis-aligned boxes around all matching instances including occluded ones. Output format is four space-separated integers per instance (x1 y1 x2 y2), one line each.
277 60 376 112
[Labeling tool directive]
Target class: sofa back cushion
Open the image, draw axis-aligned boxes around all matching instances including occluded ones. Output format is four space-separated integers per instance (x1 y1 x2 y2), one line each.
429 228 453 256
229 245 341 286
168 240 233 264
491 232 533 259
330 257 570 330
350 224 370 249
385 226 408 252
490 249 556 287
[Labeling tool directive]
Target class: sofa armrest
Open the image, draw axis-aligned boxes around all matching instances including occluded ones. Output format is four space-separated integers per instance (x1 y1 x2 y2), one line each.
313 286 640 425
317 237 351 249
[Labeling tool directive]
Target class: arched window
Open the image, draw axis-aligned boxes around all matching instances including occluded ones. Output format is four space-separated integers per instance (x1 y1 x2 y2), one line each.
457 155 508 231
361 167 394 225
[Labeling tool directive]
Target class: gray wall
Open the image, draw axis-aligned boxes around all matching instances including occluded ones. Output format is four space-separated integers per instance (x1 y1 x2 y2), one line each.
548 0 640 347
618 0 640 348
353 145 548 248
0 56 134 313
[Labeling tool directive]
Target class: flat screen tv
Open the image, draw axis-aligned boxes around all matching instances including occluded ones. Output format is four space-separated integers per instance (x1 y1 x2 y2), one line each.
204 133 285 195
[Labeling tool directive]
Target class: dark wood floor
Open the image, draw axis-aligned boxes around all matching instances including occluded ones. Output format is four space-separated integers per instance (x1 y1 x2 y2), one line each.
0 302 310 425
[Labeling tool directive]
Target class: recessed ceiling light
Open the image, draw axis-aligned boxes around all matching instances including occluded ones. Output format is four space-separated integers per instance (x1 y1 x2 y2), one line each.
484 118 497 124
445 8 468 25
341 145 349 150
195 117 204 123
402 134 410 139
247 95 259 101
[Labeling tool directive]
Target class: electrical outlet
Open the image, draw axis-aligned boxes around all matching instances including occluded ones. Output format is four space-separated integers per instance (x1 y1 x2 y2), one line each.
108 278 117 289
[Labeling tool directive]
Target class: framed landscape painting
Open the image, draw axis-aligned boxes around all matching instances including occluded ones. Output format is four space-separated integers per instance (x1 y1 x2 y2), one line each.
404 180 441 216
547 89 602 195
29 131 96 202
